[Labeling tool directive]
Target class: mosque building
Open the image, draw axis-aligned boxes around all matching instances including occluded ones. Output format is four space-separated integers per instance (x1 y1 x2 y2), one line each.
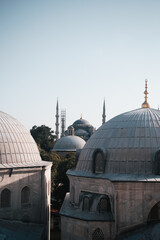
54 99 106 142
53 99 104 156
60 80 160 240
0 111 52 240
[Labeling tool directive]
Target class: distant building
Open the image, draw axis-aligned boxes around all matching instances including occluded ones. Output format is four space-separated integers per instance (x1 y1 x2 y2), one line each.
60 80 160 239
0 111 52 240
54 100 105 141
65 117 95 141
52 125 86 156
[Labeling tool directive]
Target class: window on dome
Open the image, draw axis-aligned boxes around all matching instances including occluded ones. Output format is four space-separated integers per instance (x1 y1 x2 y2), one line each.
93 150 105 174
1 188 11 208
155 150 160 174
99 196 111 213
21 186 30 206
83 197 90 211
92 228 104 240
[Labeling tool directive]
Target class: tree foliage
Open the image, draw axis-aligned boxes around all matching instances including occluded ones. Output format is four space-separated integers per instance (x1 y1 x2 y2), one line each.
30 125 56 152
31 125 76 209
53 153 76 203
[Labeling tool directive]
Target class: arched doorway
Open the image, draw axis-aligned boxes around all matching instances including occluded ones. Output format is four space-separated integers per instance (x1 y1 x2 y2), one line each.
148 202 160 222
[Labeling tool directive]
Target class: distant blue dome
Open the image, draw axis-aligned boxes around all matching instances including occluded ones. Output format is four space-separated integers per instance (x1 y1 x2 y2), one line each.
73 118 91 127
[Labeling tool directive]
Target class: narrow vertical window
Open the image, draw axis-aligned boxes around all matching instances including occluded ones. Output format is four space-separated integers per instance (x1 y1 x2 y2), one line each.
155 150 160 174
1 188 11 208
21 186 30 205
83 197 90 211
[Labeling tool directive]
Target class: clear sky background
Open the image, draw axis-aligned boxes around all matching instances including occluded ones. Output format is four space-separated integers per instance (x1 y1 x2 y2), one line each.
1 0 160 133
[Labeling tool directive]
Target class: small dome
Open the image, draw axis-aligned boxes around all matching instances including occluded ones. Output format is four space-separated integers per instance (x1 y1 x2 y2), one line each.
76 108 160 175
0 111 48 168
53 136 86 152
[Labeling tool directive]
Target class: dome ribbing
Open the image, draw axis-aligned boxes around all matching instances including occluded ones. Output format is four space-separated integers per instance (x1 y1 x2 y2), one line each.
0 111 44 168
76 108 160 175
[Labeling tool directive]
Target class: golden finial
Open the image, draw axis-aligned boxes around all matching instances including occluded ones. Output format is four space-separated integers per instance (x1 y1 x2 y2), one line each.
141 79 150 108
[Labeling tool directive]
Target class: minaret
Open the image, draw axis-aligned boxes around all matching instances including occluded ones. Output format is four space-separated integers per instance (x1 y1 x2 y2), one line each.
61 109 66 137
141 79 150 108
102 99 106 124
55 99 59 139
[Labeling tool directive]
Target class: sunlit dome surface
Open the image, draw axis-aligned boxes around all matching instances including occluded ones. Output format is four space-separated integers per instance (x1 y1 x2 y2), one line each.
76 108 160 175
53 135 86 152
0 111 48 168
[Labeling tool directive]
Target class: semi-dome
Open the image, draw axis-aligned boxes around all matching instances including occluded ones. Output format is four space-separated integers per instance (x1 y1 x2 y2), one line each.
74 129 88 136
75 108 160 175
0 111 47 168
53 135 86 152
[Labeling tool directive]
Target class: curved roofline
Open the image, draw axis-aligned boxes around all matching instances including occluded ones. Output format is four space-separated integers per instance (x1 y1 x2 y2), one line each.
67 170 160 182
0 161 52 169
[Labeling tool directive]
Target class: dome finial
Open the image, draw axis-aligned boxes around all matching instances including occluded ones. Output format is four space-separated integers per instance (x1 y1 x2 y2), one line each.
80 114 82 119
141 79 150 108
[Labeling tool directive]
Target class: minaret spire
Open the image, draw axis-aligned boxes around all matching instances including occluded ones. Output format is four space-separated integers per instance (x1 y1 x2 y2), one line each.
55 99 59 139
102 99 106 124
141 79 150 108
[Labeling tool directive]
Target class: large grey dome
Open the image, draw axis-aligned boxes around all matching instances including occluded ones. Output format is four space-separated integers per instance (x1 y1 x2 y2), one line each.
75 108 160 175
0 111 48 168
53 135 86 152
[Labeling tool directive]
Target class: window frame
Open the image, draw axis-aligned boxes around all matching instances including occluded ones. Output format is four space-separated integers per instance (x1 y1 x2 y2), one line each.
155 150 160 174
21 186 31 208
82 196 90 211
98 195 111 213
92 149 106 174
92 227 104 240
1 188 11 208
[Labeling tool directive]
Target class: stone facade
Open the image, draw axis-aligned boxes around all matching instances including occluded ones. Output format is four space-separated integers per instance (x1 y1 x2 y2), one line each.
60 107 160 240
0 111 52 240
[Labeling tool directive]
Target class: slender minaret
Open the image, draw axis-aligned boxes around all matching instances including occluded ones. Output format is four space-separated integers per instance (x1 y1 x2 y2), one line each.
55 99 59 139
141 79 150 108
102 99 106 124
61 109 66 137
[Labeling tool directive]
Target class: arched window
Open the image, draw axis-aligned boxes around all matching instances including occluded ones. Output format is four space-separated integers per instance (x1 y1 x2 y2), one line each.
1 188 11 208
148 201 160 222
83 197 90 211
99 196 111 212
92 228 104 240
93 150 105 174
21 186 30 205
155 150 160 174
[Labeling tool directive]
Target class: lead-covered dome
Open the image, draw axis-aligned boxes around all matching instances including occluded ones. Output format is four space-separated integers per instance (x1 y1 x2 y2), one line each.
0 111 46 168
76 108 160 175
53 135 86 152
73 118 91 127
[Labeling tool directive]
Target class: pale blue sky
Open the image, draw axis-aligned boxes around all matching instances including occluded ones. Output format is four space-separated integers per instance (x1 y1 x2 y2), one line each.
1 0 160 132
